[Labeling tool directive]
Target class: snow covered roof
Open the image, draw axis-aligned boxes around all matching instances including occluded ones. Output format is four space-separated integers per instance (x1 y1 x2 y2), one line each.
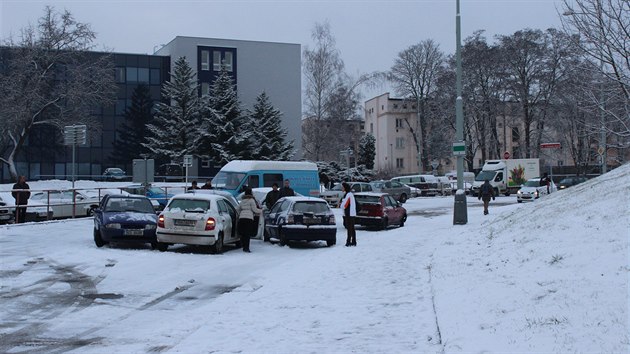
221 160 317 172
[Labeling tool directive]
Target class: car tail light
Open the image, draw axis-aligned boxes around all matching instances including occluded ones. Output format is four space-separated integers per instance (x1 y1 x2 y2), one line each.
286 214 294 224
329 215 336 225
158 214 165 228
205 217 216 231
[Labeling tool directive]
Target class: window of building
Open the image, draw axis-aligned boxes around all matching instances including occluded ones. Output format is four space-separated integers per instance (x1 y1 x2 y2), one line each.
512 127 520 142
138 68 150 83
201 159 211 168
370 123 373 134
201 82 210 96
150 68 161 85
201 50 210 71
213 51 222 71
224 52 233 72
393 104 398 109
115 67 125 83
557 160 564 166
395 118 405 129
126 67 138 83
396 158 404 169
396 137 405 149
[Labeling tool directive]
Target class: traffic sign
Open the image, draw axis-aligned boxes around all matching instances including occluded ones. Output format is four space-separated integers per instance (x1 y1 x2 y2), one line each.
452 142 465 156
503 151 510 159
540 142 561 149
183 155 193 167
63 125 87 145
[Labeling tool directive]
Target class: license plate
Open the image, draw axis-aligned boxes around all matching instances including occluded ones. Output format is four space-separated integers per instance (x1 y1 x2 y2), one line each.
358 210 369 215
174 219 196 227
124 229 144 236
303 217 320 225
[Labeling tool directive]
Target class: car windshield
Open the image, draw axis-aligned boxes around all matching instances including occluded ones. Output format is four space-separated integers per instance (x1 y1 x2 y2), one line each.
105 198 154 213
291 201 330 214
524 180 541 187
475 171 495 181
370 182 385 188
212 172 246 189
355 195 381 204
167 199 210 213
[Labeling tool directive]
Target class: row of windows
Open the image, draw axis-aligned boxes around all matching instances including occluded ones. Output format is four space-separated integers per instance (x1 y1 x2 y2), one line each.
115 67 162 85
200 50 233 72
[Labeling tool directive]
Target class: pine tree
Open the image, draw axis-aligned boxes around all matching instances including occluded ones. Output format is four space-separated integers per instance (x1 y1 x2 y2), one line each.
249 91 295 160
198 65 252 165
358 133 376 169
110 84 153 164
143 56 201 162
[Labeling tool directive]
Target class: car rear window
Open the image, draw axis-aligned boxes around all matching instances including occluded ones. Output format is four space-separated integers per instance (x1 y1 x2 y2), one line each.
355 195 380 204
291 201 330 214
106 198 154 213
167 199 210 212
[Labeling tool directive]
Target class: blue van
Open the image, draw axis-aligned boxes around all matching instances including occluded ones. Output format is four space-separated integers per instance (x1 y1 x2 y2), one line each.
211 160 320 197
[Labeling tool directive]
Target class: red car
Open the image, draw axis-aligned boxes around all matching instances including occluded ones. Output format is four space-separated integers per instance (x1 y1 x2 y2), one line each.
354 192 407 230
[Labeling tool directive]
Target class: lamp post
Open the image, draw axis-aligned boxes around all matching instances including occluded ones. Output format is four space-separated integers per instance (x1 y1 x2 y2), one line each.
453 0 468 225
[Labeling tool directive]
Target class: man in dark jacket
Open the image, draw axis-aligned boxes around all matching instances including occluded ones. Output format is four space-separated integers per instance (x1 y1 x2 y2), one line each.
263 183 281 210
478 179 495 215
200 179 213 189
12 175 30 223
279 179 295 197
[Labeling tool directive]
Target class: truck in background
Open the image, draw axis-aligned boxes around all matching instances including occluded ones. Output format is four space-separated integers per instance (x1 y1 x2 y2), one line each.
471 159 540 196
211 160 320 197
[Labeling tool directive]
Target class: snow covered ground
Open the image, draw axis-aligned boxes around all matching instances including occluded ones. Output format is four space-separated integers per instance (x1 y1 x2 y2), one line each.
0 165 628 353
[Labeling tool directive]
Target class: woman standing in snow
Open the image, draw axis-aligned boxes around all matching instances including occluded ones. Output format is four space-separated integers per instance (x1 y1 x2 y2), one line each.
341 182 357 246
237 187 262 252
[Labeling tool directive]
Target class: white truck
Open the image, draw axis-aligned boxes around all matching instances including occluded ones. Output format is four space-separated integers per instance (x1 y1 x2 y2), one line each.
471 159 540 196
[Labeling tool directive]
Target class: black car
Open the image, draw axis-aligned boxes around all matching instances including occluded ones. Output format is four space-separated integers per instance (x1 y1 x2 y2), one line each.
264 196 337 247
93 194 158 248
102 167 127 181
557 176 588 190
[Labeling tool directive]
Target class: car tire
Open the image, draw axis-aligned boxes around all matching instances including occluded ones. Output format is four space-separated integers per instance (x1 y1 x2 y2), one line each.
326 237 336 247
93 228 107 248
400 214 406 227
150 241 158 250
156 242 168 252
212 233 224 254
279 229 287 247
87 207 96 217
517 200 523 203
399 194 407 203
380 217 388 231
263 229 270 242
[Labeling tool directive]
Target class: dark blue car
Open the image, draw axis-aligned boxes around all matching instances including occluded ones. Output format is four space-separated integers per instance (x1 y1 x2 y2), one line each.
93 194 158 248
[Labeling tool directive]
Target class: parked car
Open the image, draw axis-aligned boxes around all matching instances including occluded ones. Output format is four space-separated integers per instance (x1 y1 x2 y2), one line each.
264 196 336 247
404 184 420 198
435 176 453 196
557 176 588 190
516 177 557 203
320 182 373 207
29 190 101 218
0 194 13 224
102 167 127 181
156 163 184 182
121 184 174 209
92 194 158 248
0 192 53 223
155 193 242 254
354 192 407 230
391 175 439 196
369 180 411 203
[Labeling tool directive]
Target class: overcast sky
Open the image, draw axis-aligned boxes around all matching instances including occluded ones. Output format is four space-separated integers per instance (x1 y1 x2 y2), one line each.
1 0 567 99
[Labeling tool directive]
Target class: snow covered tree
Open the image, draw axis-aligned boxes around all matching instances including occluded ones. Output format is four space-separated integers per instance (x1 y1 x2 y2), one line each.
0 6 116 181
198 65 253 165
357 133 376 169
110 84 152 165
143 56 201 162
248 91 294 160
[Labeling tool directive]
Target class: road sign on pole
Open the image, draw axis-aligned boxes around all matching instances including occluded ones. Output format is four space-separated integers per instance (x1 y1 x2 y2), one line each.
452 142 465 156
540 142 561 149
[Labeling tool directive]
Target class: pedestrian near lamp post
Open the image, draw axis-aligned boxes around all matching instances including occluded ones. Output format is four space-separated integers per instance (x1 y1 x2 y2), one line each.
341 182 357 246
12 175 31 224
478 179 495 215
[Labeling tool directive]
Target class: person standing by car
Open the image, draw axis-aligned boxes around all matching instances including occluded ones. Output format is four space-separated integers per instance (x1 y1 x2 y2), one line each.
279 179 295 197
341 182 357 246
12 176 30 224
263 183 281 210
200 179 213 189
237 187 262 253
541 172 551 194
478 179 495 215
187 180 200 190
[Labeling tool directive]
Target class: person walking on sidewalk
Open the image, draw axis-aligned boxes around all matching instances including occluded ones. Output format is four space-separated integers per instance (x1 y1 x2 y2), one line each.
341 182 357 246
478 179 495 215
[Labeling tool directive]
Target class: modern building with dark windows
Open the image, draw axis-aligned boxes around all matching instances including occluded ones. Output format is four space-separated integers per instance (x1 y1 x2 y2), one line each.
0 36 301 183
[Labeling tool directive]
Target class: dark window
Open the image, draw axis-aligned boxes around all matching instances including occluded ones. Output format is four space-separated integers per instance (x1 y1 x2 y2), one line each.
115 67 125 83
150 68 160 85
247 175 260 188
263 174 283 187
512 127 520 142
126 67 138 83
138 68 149 83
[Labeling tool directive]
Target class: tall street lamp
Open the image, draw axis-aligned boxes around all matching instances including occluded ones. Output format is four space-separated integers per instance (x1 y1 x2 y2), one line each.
453 0 468 225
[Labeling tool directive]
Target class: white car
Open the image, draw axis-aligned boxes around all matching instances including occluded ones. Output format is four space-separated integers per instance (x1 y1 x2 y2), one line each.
516 177 557 203
29 190 102 218
0 192 53 222
155 193 243 254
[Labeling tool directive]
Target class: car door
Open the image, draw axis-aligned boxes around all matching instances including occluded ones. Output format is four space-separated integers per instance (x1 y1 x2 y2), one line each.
384 195 400 224
264 200 283 238
216 199 235 241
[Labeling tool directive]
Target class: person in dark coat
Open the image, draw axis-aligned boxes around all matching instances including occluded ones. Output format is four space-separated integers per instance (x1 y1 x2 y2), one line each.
279 179 295 197
12 175 30 224
187 180 200 190
200 179 213 189
263 183 281 210
541 173 551 194
478 179 495 215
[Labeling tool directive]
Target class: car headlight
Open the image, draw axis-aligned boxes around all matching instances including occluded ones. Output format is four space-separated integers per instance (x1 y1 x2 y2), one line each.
517 191 522 196
145 224 157 230
534 191 539 197
105 223 121 229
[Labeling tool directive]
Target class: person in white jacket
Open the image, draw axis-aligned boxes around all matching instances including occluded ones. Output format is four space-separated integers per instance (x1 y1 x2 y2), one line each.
340 182 357 246
237 187 262 252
